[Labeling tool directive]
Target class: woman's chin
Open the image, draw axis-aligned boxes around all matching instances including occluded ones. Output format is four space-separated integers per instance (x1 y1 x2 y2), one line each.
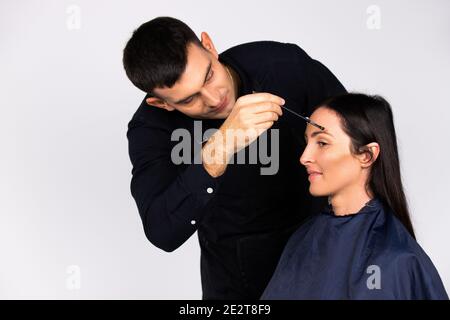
309 186 328 197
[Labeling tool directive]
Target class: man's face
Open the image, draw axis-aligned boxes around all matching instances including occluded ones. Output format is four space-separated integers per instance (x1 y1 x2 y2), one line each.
150 41 236 120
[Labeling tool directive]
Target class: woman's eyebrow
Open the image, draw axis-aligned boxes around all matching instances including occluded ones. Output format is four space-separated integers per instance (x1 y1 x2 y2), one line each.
311 131 333 138
305 131 334 140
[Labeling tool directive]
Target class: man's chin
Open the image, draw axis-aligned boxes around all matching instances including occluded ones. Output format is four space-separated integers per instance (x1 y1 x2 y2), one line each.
206 113 228 120
209 107 231 120
193 113 227 120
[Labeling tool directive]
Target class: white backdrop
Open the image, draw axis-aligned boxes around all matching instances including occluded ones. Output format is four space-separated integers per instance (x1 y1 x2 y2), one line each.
1 0 449 299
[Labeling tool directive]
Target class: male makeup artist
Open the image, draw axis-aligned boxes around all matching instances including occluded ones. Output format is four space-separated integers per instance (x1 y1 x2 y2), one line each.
123 16 346 299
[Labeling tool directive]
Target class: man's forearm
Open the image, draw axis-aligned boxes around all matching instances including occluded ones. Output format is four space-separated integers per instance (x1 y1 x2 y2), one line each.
201 130 232 178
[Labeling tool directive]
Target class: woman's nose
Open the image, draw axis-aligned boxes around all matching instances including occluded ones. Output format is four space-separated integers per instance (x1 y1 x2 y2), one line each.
300 146 313 166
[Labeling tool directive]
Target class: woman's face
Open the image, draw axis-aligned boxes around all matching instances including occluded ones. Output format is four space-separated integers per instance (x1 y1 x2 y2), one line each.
300 107 368 197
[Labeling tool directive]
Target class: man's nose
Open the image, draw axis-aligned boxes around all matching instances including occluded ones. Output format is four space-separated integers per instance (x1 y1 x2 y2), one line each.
200 87 221 106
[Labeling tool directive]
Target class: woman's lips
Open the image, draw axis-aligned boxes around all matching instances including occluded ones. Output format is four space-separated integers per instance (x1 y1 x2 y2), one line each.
308 172 323 182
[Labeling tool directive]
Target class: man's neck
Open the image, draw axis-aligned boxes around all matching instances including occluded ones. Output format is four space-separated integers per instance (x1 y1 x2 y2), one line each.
226 65 241 99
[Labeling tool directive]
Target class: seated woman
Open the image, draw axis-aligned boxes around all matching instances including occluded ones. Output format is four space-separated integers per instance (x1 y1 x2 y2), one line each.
261 93 448 300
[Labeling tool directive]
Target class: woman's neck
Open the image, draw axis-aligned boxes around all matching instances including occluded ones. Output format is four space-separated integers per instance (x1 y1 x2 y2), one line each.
330 186 373 216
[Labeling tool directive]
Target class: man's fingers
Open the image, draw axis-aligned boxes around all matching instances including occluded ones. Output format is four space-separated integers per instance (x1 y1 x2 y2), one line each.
239 92 285 107
250 103 283 116
252 111 279 125
255 121 275 131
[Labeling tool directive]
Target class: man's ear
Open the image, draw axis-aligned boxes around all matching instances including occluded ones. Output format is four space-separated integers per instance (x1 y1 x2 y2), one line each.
358 142 380 168
200 32 219 59
145 97 175 111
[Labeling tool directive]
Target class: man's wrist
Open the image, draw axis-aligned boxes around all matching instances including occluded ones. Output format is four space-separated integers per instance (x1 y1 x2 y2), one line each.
201 132 233 177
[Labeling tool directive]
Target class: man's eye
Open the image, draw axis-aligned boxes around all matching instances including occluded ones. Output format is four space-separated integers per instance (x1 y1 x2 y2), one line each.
207 70 214 82
181 97 194 105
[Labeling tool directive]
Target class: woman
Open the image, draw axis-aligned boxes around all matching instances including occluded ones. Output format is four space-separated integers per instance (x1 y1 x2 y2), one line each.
261 93 448 300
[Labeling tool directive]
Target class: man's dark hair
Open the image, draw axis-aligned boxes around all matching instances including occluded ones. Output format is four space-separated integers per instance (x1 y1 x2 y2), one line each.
122 17 202 94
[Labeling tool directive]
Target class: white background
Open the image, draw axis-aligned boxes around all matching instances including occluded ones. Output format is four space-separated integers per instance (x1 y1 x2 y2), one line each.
1 0 449 299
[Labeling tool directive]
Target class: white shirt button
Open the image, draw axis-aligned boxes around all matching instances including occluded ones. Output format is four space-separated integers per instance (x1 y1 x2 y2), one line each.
191 220 196 225
206 187 213 194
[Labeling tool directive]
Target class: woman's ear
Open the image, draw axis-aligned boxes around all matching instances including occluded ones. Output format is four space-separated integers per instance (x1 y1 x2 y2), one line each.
358 142 380 168
146 97 175 111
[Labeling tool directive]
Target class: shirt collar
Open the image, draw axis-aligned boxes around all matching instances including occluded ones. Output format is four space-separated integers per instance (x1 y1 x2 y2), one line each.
322 198 383 217
219 53 258 97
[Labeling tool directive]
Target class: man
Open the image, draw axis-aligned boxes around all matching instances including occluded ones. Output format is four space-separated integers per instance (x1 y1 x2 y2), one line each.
123 16 346 299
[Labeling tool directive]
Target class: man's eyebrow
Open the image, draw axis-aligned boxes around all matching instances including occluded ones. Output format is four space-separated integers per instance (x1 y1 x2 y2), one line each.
174 61 212 104
304 131 334 139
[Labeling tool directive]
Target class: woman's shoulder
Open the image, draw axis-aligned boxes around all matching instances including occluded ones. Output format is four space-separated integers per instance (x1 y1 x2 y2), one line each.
370 213 448 299
379 249 448 299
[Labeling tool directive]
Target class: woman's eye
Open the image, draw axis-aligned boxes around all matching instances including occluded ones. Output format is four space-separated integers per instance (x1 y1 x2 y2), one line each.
317 141 327 147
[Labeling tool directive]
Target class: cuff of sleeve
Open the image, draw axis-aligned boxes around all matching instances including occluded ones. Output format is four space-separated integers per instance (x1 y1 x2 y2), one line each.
179 163 223 206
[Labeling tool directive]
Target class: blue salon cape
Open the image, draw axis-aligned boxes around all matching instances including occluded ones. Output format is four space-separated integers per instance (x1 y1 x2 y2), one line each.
261 198 448 300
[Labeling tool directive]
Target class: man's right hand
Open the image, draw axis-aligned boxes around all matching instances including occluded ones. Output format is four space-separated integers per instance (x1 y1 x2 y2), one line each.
202 93 284 177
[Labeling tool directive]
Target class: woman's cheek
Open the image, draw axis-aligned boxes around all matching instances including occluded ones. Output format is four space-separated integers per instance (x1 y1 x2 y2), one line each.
320 152 352 191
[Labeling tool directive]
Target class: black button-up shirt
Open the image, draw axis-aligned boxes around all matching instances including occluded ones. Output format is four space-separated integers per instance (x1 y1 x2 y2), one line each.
127 41 346 299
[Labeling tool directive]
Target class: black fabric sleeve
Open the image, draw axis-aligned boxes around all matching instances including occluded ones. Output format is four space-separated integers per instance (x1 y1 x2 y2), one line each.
127 118 221 252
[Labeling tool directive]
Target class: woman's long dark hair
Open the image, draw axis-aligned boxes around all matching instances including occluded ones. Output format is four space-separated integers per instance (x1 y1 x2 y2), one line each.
316 93 415 238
